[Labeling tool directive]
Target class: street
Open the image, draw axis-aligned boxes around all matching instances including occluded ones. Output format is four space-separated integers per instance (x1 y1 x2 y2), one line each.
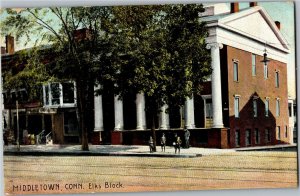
4 151 298 195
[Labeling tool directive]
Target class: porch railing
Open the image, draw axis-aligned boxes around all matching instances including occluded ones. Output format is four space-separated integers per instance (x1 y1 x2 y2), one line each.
46 131 53 145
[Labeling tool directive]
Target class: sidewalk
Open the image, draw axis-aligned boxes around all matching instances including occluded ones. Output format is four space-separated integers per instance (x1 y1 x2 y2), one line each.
3 144 236 158
3 144 296 158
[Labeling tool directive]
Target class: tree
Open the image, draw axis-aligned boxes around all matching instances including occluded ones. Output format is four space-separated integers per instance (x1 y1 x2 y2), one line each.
1 7 115 150
110 4 211 151
1 4 211 151
2 47 50 102
2 46 51 147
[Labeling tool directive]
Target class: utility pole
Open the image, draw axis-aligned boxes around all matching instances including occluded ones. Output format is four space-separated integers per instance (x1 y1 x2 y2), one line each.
16 99 20 151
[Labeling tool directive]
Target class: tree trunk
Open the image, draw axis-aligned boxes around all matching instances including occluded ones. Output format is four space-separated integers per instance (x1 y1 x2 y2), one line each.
77 79 89 151
81 109 89 151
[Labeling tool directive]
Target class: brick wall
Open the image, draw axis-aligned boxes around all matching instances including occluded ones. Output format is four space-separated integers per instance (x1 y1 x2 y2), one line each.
225 46 289 147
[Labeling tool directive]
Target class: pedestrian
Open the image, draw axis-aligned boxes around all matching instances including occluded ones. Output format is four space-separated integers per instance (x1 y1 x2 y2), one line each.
184 129 190 148
149 136 154 153
174 136 182 154
160 133 166 152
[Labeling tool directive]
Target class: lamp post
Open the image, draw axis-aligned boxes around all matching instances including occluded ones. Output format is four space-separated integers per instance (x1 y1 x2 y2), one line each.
261 47 270 79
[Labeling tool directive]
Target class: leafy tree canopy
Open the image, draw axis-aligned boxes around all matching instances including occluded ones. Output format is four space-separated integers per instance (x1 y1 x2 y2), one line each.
1 4 211 151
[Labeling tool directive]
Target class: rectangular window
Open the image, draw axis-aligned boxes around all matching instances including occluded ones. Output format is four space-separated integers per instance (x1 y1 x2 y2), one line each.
276 126 281 140
275 72 279 87
253 99 257 117
205 99 213 119
234 97 240 118
233 62 239 81
246 129 251 146
252 54 256 76
255 128 260 144
11 92 16 103
264 64 268 79
62 82 75 104
235 130 240 147
276 99 280 117
285 126 288 138
265 128 270 143
265 99 269 117
64 111 79 136
288 103 292 117
45 85 49 105
51 83 61 105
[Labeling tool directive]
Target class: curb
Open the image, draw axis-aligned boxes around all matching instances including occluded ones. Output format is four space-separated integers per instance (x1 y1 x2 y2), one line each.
235 145 297 152
4 151 202 158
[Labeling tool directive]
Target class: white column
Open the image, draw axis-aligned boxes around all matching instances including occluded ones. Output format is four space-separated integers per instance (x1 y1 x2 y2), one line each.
185 96 195 129
42 85 46 106
114 95 124 131
48 84 52 105
206 43 224 128
136 93 146 130
5 110 11 129
59 83 63 106
73 81 77 105
180 106 184 128
94 85 103 132
159 104 169 130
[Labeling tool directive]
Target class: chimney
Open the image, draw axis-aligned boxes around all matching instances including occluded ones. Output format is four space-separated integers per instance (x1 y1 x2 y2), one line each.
5 35 15 55
275 21 281 30
73 28 91 42
230 3 239 13
250 2 258 7
1 46 6 54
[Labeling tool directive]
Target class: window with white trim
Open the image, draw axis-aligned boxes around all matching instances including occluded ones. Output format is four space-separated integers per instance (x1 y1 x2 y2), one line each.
276 98 280 117
205 98 213 119
264 63 268 79
233 61 239 81
45 85 50 105
255 128 260 144
234 96 240 118
265 98 269 117
275 71 279 88
252 54 256 76
62 83 75 104
51 83 60 105
276 126 281 140
253 99 257 117
43 82 76 107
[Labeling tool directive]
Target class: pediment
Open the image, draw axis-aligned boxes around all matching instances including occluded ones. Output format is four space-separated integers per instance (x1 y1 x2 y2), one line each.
219 7 289 52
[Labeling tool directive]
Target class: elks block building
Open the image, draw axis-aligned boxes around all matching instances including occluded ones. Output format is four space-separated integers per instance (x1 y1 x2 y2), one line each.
1 2 295 148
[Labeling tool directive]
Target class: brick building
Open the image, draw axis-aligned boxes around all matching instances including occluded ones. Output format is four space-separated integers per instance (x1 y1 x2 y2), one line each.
198 2 291 148
2 3 294 148
98 2 292 148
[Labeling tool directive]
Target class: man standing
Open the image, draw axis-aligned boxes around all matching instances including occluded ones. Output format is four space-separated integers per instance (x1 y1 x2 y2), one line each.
160 133 166 152
184 129 190 148
149 136 154 153
174 136 182 154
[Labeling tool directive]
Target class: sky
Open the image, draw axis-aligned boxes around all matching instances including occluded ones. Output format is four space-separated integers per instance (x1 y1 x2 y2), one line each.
0 1 297 99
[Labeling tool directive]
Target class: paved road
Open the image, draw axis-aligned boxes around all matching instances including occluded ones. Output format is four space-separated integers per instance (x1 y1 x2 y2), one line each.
4 151 298 195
